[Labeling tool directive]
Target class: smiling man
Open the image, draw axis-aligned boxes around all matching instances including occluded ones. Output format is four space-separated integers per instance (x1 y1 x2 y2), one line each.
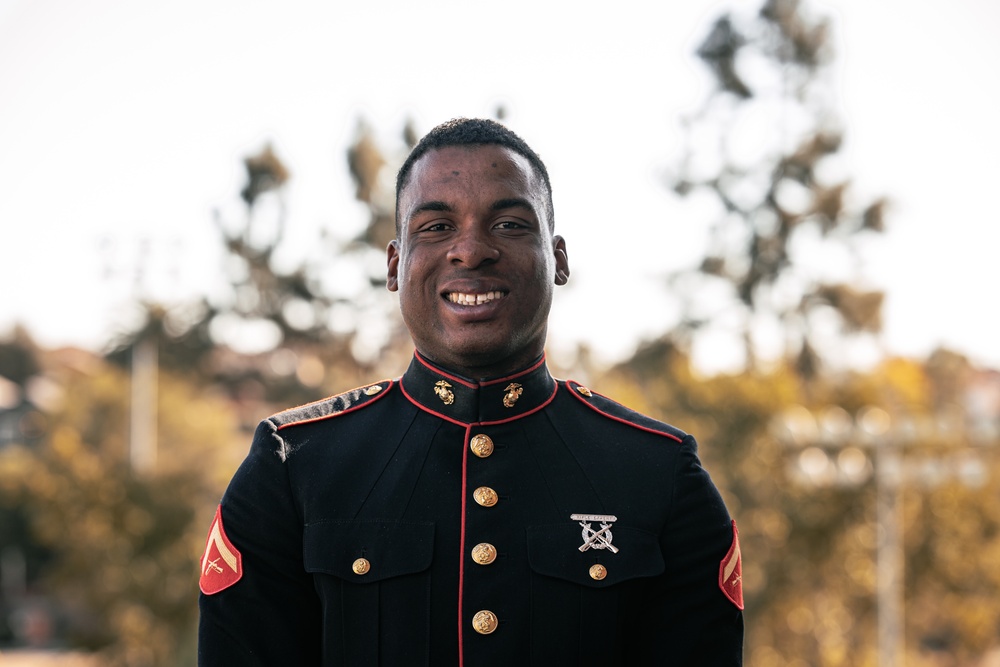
198 118 744 666
387 134 568 379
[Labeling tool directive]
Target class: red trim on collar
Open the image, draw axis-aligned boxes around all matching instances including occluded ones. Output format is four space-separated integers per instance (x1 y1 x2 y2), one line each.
414 350 547 387
399 380 470 428
400 377 558 426
414 352 478 388
476 382 557 425
480 355 547 386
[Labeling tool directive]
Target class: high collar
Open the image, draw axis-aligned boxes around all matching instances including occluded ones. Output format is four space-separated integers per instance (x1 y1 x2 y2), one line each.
400 352 557 425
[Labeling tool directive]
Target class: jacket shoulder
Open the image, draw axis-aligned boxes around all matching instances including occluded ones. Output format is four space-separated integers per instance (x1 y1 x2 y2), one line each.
560 379 688 443
269 378 395 431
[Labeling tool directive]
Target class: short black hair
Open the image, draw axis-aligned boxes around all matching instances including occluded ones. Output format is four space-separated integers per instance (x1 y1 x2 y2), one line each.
395 118 554 233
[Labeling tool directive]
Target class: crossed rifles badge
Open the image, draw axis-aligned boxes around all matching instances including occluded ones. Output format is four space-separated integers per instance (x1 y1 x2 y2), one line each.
571 514 619 554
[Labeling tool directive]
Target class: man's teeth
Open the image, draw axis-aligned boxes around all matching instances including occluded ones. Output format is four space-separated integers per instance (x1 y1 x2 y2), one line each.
448 291 505 306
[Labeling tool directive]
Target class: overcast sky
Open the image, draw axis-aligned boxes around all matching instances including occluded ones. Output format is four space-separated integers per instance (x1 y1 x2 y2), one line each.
1 0 998 373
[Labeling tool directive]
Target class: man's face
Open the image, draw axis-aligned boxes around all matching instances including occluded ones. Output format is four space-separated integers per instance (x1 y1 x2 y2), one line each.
387 145 569 378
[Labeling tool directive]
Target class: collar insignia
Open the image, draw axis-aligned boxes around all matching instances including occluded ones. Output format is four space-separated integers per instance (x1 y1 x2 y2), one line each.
434 380 455 405
503 382 523 408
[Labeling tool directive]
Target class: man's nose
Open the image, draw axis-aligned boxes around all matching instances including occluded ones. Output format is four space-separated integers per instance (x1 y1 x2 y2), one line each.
446 227 500 268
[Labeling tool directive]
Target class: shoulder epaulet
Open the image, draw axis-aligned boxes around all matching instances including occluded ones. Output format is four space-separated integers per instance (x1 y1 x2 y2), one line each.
563 379 687 443
269 379 394 430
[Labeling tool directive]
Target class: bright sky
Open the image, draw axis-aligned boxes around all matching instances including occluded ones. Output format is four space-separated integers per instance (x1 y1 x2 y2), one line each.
1 0 998 373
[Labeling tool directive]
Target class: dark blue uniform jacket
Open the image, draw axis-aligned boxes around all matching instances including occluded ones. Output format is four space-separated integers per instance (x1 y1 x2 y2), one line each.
198 353 744 665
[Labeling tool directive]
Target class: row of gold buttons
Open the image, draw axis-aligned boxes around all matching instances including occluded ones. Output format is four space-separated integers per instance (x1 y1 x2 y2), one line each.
470 433 499 635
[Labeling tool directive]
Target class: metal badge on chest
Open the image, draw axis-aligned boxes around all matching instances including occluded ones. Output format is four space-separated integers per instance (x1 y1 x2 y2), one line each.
571 514 619 554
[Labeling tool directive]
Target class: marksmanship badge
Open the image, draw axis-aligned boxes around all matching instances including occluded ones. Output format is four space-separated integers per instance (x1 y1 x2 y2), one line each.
571 513 619 554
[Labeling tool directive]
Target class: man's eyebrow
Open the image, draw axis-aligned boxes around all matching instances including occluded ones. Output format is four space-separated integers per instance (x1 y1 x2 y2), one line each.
409 199 536 217
491 198 535 214
410 200 453 216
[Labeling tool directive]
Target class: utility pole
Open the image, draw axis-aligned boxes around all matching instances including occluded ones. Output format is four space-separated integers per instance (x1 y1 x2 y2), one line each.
129 333 157 473
101 235 163 474
774 404 993 666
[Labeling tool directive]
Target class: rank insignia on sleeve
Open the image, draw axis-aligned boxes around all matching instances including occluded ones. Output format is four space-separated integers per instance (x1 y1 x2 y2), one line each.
718 520 744 610
199 505 243 595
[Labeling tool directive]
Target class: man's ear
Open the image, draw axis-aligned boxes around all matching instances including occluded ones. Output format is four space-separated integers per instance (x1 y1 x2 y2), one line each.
553 235 570 286
386 240 401 292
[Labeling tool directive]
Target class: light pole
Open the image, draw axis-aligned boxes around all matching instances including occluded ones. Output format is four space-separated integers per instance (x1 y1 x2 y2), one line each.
100 235 176 474
772 404 993 667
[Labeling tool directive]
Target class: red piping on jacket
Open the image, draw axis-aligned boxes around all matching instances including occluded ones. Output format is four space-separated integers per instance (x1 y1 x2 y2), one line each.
414 350 547 387
566 381 683 443
273 379 395 430
457 424 472 667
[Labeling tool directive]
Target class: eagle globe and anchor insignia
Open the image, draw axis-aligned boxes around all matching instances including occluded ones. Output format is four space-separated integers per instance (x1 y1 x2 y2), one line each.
433 380 455 405
502 382 523 408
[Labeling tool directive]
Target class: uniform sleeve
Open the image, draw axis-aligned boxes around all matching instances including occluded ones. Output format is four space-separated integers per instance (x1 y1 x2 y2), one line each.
628 434 744 665
198 420 322 666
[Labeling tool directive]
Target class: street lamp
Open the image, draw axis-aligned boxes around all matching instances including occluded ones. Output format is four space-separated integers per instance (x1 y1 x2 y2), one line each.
771 403 993 667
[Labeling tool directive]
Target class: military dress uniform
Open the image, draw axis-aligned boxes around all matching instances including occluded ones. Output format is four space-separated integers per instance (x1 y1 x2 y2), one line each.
198 352 744 666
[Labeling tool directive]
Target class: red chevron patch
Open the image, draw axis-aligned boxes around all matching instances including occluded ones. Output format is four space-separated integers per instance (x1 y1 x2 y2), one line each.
719 520 743 610
199 505 243 595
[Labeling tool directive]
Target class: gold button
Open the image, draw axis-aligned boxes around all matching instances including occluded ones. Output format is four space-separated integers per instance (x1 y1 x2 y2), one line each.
470 434 494 458
473 486 498 507
576 385 593 397
471 543 497 565
352 558 370 575
589 564 607 581
472 610 498 635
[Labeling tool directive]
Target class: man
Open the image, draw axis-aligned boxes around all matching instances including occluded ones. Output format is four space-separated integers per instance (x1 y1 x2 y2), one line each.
198 118 744 665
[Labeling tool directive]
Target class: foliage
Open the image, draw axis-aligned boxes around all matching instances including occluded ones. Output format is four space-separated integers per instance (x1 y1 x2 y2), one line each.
1 6 996 663
667 0 886 377
600 341 1000 665
0 351 241 666
106 133 409 412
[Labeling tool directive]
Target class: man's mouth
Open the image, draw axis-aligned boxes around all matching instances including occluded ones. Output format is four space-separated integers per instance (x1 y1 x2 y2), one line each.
446 290 506 306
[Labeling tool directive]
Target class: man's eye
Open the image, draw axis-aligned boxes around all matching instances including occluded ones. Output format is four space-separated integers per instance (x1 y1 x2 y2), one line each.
494 220 525 230
426 222 452 232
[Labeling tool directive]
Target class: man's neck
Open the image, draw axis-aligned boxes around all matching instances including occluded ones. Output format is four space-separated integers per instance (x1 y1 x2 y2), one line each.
414 349 545 382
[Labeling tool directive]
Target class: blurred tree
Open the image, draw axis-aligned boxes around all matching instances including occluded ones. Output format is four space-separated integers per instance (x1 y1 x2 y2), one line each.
598 0 1000 663
0 330 52 645
0 347 241 666
602 338 1000 665
666 0 887 378
106 130 413 415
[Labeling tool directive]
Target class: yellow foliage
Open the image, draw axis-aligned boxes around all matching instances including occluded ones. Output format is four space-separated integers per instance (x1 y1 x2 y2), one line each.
599 343 1000 664
0 355 246 665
